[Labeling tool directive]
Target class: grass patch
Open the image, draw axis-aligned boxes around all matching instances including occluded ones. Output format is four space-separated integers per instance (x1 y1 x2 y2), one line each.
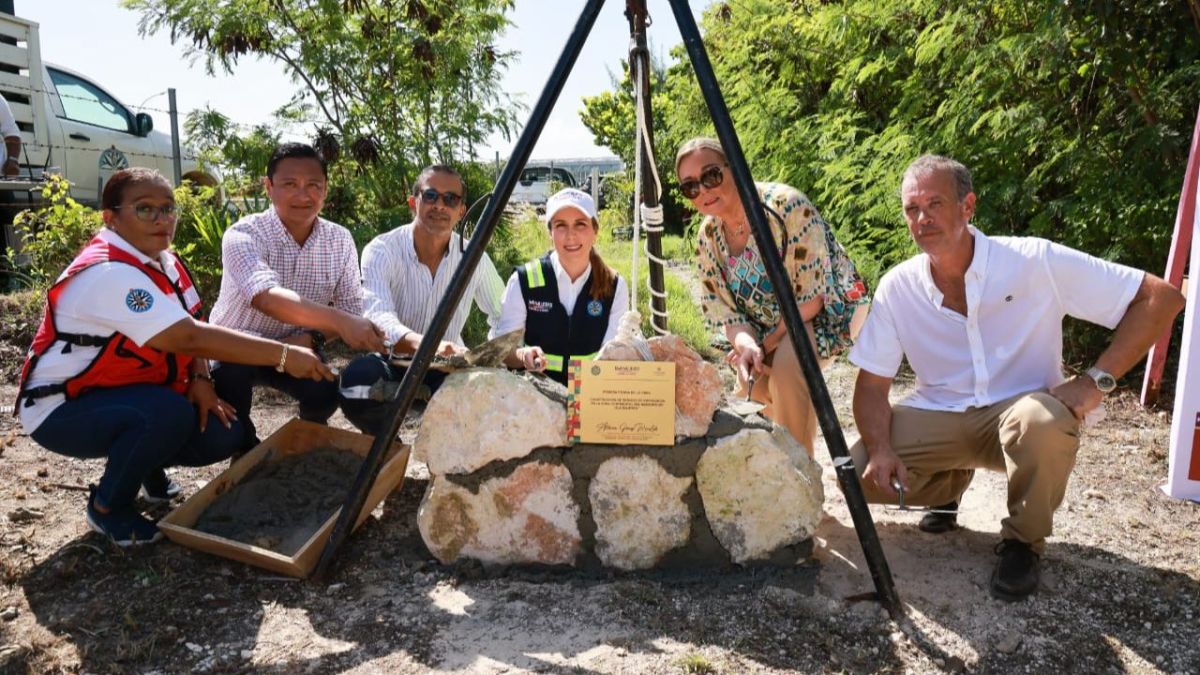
676 652 717 674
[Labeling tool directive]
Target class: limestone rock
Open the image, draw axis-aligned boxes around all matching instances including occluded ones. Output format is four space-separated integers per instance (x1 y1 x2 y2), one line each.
415 368 567 475
695 428 824 563
417 461 581 565
589 455 693 570
647 335 722 439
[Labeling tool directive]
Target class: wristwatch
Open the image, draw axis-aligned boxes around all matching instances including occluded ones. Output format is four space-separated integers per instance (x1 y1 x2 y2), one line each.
1085 366 1117 394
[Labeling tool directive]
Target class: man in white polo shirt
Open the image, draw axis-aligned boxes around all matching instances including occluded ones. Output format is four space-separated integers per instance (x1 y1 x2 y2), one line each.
849 154 1183 600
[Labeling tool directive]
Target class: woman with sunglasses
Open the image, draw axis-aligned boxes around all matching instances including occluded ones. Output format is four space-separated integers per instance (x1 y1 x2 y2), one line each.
493 188 629 385
15 167 333 547
675 137 868 454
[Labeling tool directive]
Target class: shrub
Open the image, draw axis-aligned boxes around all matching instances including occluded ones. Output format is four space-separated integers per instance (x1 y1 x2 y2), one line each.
5 176 102 285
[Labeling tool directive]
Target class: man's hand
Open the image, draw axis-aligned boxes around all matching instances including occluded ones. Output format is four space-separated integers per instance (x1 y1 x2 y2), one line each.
337 315 387 353
396 332 464 357
1049 376 1103 421
186 378 237 433
862 445 908 497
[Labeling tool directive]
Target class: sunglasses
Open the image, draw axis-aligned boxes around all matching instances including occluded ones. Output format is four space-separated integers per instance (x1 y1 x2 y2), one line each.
419 188 463 208
679 164 727 200
114 204 178 222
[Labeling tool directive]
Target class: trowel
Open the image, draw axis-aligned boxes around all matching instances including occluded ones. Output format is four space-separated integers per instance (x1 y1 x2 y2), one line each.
387 328 525 372
883 478 960 516
727 375 766 416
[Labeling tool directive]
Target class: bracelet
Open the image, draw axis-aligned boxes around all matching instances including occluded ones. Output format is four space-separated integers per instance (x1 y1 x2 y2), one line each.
275 344 289 373
190 372 214 383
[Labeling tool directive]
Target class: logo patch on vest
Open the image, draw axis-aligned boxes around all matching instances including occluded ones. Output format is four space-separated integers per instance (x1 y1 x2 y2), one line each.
527 300 554 313
125 288 154 313
586 300 603 317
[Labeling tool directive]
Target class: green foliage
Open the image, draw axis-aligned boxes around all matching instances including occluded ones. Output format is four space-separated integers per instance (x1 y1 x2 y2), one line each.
5 176 102 285
585 0 1200 365
126 0 522 209
172 182 235 307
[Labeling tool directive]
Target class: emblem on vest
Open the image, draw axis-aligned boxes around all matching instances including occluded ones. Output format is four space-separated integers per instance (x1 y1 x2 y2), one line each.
125 288 154 313
586 300 603 317
527 300 554 313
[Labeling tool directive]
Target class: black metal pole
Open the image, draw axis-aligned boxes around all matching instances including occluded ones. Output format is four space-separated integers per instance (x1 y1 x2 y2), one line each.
313 0 609 581
665 0 902 618
625 1 669 335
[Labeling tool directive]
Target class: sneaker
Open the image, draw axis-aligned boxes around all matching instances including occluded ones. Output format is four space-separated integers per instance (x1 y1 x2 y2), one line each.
139 468 182 504
918 501 959 533
990 539 1040 601
87 487 163 547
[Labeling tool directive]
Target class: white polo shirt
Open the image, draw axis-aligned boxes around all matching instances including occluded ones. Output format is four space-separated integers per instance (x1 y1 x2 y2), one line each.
849 227 1143 412
19 229 195 433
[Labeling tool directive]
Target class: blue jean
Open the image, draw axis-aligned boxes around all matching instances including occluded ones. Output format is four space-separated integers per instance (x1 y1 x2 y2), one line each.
338 353 446 436
212 361 340 452
30 384 244 511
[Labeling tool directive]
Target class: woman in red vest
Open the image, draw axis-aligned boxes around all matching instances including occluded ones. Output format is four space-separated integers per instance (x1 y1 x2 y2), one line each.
15 168 333 547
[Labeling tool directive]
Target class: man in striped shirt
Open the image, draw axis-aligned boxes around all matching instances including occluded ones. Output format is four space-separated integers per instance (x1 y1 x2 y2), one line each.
210 143 386 450
339 164 504 435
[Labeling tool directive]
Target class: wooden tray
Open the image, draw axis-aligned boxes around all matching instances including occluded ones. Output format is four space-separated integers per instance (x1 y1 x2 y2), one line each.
159 419 409 578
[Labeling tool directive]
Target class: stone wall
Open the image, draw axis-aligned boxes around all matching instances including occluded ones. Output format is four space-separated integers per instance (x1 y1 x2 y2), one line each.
415 344 824 572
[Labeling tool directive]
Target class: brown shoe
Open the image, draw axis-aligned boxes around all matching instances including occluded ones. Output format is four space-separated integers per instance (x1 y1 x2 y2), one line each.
990 539 1040 601
918 501 958 533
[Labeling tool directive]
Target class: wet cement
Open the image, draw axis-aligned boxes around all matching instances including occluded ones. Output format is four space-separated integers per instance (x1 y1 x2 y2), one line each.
193 448 362 556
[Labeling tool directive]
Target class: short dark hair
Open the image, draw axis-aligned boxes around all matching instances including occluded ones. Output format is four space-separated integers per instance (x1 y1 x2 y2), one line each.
101 167 172 210
411 164 465 199
267 142 328 179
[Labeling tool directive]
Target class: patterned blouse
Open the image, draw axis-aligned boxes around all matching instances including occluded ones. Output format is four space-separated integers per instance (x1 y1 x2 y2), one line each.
694 182 868 359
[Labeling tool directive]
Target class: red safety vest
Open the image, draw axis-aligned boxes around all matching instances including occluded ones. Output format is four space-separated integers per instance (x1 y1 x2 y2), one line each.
15 235 204 411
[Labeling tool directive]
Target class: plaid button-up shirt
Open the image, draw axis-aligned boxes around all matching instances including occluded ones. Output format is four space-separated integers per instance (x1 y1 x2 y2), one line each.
209 207 363 340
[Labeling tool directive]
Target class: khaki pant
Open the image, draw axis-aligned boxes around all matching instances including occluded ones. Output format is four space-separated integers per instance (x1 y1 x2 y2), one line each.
740 305 869 455
849 391 1081 553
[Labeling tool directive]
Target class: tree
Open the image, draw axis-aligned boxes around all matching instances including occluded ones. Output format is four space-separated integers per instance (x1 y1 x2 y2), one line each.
124 0 522 208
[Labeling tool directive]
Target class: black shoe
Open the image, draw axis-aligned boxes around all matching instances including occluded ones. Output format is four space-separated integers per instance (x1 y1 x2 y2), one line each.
990 539 1040 601
918 501 959 533
86 486 162 547
140 468 182 504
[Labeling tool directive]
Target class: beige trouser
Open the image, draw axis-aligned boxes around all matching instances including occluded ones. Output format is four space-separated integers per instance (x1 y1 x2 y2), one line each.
849 391 1081 553
740 305 869 455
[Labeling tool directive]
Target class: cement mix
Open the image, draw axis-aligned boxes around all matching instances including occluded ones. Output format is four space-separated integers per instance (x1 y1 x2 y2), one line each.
193 448 362 556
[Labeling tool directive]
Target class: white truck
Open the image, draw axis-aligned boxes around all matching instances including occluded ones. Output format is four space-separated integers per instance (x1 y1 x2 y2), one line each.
0 12 215 208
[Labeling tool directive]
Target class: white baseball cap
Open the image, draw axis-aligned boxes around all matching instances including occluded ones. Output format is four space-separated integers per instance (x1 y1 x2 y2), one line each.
544 188 597 225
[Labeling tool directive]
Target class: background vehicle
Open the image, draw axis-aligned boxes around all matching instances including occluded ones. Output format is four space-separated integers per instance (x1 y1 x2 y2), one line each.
0 13 216 206
509 164 577 208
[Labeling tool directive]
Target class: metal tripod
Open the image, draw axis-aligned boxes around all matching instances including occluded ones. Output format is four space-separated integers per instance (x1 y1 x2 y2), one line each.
313 0 902 619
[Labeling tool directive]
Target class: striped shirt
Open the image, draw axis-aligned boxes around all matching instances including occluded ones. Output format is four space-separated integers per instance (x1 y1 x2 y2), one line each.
360 223 503 346
209 207 363 339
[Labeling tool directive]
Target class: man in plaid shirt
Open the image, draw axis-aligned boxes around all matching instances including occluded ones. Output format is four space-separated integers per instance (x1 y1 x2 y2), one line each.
210 143 386 450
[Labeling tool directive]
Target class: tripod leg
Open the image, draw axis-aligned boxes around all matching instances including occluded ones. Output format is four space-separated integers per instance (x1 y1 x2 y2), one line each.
665 0 903 618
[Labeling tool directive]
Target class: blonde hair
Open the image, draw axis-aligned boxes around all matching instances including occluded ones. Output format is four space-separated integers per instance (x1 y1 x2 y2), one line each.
675 137 727 176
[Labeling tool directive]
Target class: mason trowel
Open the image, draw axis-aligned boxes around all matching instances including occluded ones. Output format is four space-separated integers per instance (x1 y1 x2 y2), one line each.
727 375 767 416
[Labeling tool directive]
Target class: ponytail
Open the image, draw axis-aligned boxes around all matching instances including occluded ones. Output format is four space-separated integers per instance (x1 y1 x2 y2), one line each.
588 245 616 301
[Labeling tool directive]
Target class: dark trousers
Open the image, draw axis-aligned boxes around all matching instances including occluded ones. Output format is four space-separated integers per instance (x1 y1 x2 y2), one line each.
30 384 244 511
338 353 446 436
213 361 340 451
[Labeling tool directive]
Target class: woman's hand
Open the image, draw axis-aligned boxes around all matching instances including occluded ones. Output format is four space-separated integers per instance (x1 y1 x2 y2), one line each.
518 346 547 372
187 378 237 432
283 346 336 381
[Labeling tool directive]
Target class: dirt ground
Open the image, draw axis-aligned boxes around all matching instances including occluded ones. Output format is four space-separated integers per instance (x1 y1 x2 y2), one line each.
1 358 1199 674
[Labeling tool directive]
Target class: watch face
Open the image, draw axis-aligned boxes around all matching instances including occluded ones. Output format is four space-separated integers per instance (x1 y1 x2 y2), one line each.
1097 374 1117 392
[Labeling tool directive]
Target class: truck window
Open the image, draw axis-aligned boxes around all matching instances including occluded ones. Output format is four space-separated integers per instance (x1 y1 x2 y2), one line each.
48 68 133 133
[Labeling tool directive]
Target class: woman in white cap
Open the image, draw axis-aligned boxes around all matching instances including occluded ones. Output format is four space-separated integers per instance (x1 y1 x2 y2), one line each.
675 137 868 454
493 188 629 385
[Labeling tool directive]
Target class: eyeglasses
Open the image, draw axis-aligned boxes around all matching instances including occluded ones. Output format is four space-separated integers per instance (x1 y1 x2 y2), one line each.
419 188 463 208
679 164 727 200
113 204 178 222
